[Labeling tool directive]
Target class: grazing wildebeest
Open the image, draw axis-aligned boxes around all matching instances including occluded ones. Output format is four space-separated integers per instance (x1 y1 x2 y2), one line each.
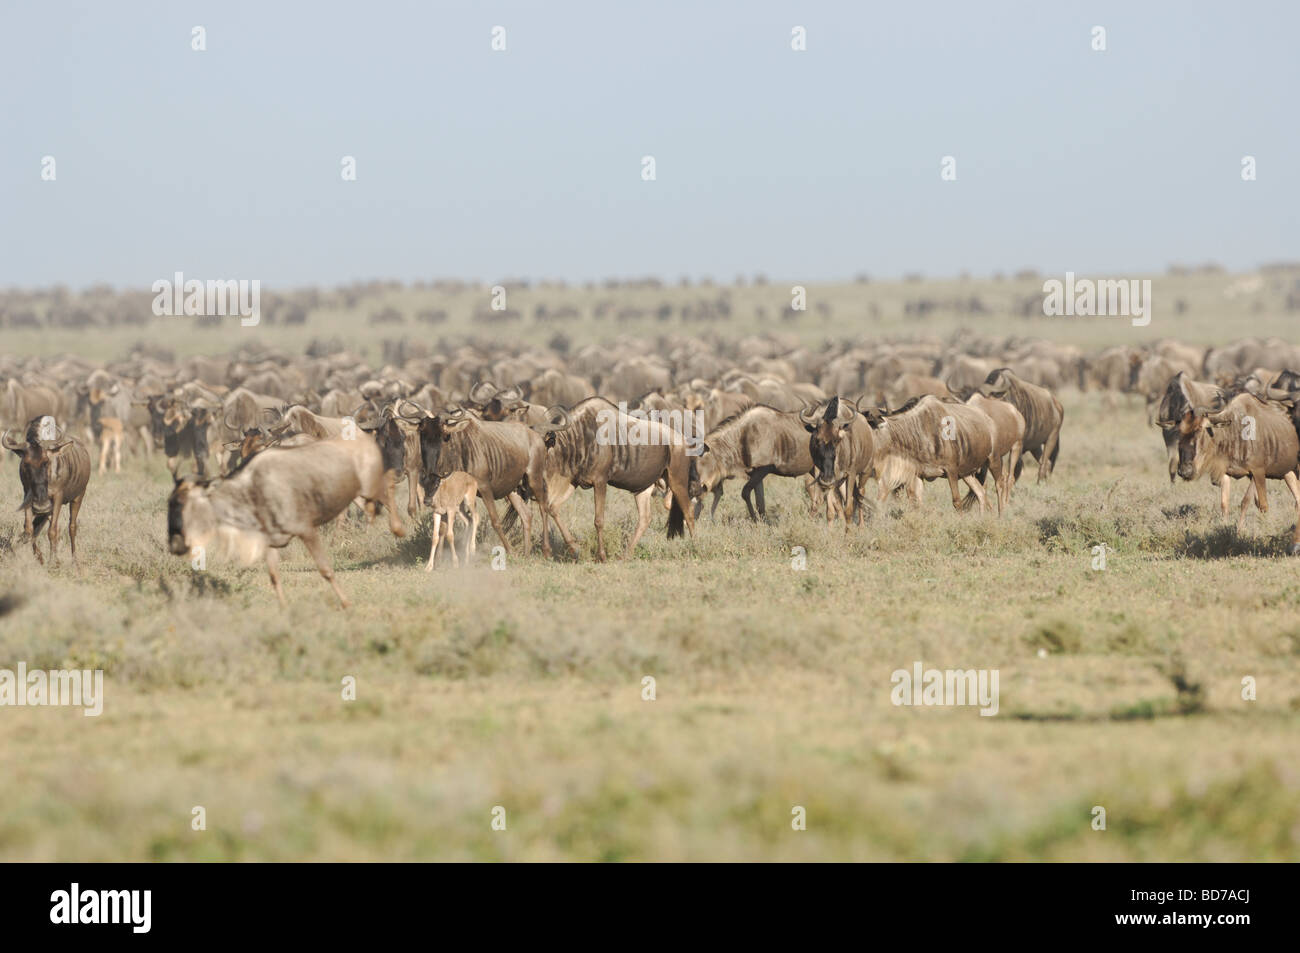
3 416 91 564
167 434 406 608
1173 394 1300 547
978 369 1063 483
403 404 552 558
801 396 876 529
871 396 997 513
424 471 479 570
693 405 818 521
531 398 696 560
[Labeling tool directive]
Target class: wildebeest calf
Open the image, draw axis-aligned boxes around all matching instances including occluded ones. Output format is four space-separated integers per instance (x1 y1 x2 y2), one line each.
424 471 479 570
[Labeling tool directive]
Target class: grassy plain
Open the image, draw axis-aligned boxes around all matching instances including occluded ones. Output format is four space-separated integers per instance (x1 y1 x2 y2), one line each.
1 272 1299 860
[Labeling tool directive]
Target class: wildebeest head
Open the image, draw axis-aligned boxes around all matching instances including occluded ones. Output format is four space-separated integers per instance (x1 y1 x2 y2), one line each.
801 396 856 489
167 474 215 556
1174 406 1223 481
4 416 70 516
416 411 460 496
358 408 407 476
979 368 1013 398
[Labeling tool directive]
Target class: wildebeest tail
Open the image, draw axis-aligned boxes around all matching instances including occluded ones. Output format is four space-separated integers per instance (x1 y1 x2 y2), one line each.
667 495 685 538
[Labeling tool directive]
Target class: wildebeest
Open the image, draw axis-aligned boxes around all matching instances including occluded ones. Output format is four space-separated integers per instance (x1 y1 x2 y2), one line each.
424 471 479 570
801 396 876 528
2 379 65 431
167 434 406 608
3 416 91 564
403 404 553 558
693 405 818 521
1173 394 1300 547
947 378 1026 512
978 368 1063 483
871 396 997 512
531 398 696 560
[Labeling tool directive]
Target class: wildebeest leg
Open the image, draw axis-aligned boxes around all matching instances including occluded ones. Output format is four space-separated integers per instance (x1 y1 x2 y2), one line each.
803 474 821 517
988 455 1005 516
264 547 287 608
426 512 444 571
1038 433 1057 482
624 487 655 558
946 472 964 510
962 474 989 514
1253 471 1268 516
753 471 770 519
1284 471 1300 555
1219 474 1233 517
480 490 512 556
67 496 83 563
30 511 49 564
708 484 724 519
740 475 759 521
444 513 459 568
380 472 405 537
300 528 350 609
98 434 112 475
466 497 480 561
528 473 553 559
545 481 581 557
1236 478 1257 532
46 494 65 561
507 491 533 556
592 481 609 562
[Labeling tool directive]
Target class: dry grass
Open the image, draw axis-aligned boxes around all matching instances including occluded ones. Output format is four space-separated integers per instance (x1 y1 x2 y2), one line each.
2 376 1298 860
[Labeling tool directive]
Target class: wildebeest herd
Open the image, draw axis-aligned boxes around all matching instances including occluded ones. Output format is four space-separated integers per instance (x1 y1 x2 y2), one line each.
7 332 1300 606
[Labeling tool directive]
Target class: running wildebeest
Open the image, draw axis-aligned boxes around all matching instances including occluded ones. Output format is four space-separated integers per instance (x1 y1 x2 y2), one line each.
167 433 406 608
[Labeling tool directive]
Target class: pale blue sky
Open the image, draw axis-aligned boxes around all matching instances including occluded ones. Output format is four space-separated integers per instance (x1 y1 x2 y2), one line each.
2 1 1296 288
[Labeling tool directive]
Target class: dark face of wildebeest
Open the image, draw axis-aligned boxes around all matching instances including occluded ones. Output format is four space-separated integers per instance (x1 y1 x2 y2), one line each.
5 437 54 514
802 396 853 489
1175 410 1212 481
364 417 407 476
416 415 449 497
167 476 216 556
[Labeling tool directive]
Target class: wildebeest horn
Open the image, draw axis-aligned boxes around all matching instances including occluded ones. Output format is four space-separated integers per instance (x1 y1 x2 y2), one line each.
536 405 572 433
261 406 283 423
837 399 856 424
396 398 426 421
469 381 497 404
224 409 241 431
497 385 523 405
1265 385 1296 403
1 429 24 451
798 403 819 426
